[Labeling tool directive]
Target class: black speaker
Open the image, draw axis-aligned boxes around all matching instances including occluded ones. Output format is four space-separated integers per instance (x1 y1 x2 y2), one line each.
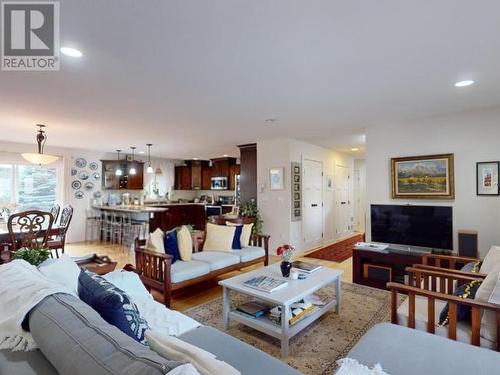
458 230 478 258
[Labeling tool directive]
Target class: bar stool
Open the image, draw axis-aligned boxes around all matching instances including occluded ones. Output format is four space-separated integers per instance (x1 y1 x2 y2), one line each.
100 212 113 243
121 213 133 250
85 209 101 242
110 212 123 246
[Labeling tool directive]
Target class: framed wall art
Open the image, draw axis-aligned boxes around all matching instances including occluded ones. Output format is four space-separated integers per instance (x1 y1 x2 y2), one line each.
476 161 499 196
291 162 302 221
269 167 285 190
391 153 454 199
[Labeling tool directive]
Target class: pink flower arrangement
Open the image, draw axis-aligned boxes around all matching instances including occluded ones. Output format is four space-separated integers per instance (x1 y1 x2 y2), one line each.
276 244 295 262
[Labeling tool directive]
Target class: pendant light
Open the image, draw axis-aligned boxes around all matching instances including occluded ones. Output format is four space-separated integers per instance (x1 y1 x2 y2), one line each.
129 146 137 175
115 150 123 176
21 124 59 165
146 143 154 173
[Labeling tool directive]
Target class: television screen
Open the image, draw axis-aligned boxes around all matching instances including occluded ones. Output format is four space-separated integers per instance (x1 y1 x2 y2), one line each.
371 204 453 250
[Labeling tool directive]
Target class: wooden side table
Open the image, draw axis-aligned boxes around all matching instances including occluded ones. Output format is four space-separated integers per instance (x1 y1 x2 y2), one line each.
74 254 117 275
191 230 205 252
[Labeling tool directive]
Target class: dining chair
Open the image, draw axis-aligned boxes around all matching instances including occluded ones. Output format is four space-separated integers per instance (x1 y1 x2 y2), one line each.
7 210 54 256
47 205 73 258
49 204 61 223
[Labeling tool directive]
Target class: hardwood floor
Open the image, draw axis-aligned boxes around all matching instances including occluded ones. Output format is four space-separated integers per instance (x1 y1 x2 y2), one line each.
65 240 353 311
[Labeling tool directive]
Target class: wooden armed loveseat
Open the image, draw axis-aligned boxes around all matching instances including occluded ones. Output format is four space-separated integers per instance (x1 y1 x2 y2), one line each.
388 252 500 351
130 233 270 307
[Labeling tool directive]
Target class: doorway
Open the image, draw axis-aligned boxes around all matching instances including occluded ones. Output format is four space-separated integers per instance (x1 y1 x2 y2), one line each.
335 164 351 238
302 159 323 246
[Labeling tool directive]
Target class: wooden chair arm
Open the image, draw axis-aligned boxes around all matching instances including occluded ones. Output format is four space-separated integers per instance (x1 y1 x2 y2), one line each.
387 282 500 350
413 264 487 279
250 234 270 266
422 254 480 269
406 266 485 283
405 266 484 295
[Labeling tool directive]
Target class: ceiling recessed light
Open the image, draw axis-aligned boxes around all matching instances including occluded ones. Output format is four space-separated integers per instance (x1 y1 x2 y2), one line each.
454 80 474 88
351 148 359 152
193 157 199 160
223 154 228 157
60 47 83 58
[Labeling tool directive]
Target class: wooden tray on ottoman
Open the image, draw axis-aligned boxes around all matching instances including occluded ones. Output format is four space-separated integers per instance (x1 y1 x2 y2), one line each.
74 254 117 275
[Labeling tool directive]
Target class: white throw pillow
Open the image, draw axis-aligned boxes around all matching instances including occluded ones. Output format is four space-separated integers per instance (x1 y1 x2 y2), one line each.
149 228 165 253
38 255 81 296
167 364 201 375
177 225 193 261
146 331 240 375
474 264 500 342
479 245 500 274
203 223 236 252
226 222 254 247
104 270 152 302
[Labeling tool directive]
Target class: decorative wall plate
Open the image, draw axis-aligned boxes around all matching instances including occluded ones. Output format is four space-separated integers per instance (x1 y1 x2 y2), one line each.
93 191 102 198
93 172 100 180
71 168 77 176
89 162 98 171
84 182 94 191
75 191 84 199
79 171 89 180
75 158 87 168
71 180 82 190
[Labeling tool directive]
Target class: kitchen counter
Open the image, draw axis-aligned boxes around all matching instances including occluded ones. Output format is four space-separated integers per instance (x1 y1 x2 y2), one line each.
92 205 169 213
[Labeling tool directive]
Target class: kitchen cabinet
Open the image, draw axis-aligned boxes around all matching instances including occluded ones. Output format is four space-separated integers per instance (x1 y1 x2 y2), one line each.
229 164 240 190
238 143 257 203
101 160 144 190
149 204 207 232
174 166 191 190
202 165 212 190
190 161 203 190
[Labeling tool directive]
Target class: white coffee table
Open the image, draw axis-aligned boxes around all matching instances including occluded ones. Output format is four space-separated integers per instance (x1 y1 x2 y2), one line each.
219 263 343 357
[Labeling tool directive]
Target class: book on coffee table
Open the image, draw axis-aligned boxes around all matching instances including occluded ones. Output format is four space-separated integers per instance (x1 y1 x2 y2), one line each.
236 302 269 318
292 261 322 273
243 275 288 293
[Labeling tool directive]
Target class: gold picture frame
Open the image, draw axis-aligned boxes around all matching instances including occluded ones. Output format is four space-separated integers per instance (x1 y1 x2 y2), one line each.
391 153 454 199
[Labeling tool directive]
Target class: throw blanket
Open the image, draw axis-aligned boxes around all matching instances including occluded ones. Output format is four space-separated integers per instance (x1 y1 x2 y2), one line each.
336 358 389 375
0 260 74 351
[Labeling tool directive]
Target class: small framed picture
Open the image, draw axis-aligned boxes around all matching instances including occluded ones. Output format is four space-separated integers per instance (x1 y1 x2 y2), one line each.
269 167 284 190
294 183 300 192
477 161 499 196
294 166 300 174
294 174 300 182
294 209 301 217
294 201 300 208
294 192 300 200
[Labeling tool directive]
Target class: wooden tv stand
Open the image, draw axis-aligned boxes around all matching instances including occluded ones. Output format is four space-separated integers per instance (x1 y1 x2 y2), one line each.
352 247 431 290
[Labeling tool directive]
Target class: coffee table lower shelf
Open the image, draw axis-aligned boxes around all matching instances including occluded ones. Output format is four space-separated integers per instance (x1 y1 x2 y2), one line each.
228 297 337 340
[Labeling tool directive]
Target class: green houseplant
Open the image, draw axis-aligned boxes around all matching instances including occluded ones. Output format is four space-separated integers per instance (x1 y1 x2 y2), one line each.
13 248 51 266
239 200 263 235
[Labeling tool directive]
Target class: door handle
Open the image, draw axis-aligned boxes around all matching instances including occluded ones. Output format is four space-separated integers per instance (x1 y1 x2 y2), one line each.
311 204 318 207
341 202 346 205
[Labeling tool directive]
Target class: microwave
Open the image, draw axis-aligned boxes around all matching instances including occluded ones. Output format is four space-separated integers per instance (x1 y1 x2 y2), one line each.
211 177 228 190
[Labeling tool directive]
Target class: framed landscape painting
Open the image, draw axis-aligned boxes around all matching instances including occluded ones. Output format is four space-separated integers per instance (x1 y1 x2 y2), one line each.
391 154 454 199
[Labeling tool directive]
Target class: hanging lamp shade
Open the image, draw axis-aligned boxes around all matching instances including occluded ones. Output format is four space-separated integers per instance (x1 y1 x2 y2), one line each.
21 124 59 165
115 149 123 176
146 143 154 173
129 146 136 175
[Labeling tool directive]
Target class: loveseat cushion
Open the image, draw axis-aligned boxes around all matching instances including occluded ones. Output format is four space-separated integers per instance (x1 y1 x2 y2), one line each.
0 349 58 375
397 295 495 349
480 245 500 274
171 260 211 283
203 223 236 252
191 252 240 271
231 246 265 262
29 294 183 375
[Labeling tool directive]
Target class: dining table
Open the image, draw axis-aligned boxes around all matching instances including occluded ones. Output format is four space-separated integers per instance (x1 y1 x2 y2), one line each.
0 221 61 244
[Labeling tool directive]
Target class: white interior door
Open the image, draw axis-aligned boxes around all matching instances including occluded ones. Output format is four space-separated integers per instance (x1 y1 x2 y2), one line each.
335 165 351 238
302 159 323 244
353 168 366 232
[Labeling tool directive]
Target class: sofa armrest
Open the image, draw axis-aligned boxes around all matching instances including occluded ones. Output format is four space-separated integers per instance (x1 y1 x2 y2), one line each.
405 266 484 295
413 264 487 279
387 282 500 350
250 234 270 266
421 254 480 270
133 237 173 307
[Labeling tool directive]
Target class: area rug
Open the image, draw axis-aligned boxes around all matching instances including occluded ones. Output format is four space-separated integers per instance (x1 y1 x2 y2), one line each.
306 234 364 263
184 282 404 375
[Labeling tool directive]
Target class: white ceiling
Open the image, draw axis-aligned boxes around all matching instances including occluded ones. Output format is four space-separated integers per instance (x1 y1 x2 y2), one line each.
1 0 500 159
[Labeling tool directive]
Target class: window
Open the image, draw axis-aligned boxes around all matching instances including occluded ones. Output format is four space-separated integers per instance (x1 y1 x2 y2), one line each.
0 162 59 212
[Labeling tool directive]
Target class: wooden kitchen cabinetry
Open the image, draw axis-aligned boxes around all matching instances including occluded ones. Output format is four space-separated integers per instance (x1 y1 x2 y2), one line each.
149 204 207 232
202 166 212 190
174 166 191 190
101 160 144 190
229 164 240 190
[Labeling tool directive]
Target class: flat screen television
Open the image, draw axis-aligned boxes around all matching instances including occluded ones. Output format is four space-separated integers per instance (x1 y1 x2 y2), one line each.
371 204 453 250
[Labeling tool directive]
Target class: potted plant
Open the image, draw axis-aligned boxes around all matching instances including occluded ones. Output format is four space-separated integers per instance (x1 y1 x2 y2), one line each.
276 244 295 277
13 248 51 266
239 200 263 235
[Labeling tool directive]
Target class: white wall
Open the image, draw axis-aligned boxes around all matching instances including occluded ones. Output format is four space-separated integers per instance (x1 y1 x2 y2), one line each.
353 159 366 232
257 138 354 254
366 106 500 257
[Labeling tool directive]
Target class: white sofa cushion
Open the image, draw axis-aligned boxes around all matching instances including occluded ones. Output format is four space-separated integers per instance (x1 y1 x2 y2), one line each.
171 260 211 283
192 252 240 271
231 246 265 263
149 228 165 253
177 225 193 261
475 265 500 342
480 245 500 274
397 295 495 349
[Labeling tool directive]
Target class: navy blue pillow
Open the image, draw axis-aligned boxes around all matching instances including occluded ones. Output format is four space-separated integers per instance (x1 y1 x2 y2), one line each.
78 269 150 345
164 229 180 263
231 225 243 250
438 279 482 326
